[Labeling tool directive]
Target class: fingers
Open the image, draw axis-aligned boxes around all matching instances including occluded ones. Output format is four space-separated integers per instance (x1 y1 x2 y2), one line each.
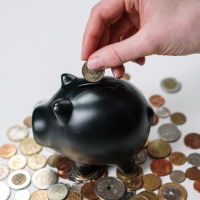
87 27 154 70
111 65 125 79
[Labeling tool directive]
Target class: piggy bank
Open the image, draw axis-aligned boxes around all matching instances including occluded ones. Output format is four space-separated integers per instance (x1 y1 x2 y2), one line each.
32 74 154 175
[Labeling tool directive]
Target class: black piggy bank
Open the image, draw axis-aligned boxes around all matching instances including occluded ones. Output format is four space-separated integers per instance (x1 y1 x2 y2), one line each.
32 74 154 175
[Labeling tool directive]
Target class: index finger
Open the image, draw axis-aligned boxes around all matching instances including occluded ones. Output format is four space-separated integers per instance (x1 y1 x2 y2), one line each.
81 0 125 60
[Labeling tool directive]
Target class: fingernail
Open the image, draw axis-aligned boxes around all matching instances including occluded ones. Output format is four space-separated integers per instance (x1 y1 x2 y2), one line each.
138 60 144 66
87 57 105 70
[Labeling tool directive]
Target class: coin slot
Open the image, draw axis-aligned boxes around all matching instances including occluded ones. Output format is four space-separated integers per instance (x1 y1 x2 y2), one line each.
78 83 119 89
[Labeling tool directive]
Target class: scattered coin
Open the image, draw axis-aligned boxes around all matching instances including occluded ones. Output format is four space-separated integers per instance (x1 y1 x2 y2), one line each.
56 157 74 172
28 154 47 170
71 182 85 193
149 95 165 107
158 123 181 142
136 149 147 164
47 154 62 168
185 167 200 180
8 155 27 170
184 133 200 149
19 137 42 156
47 183 68 200
121 190 136 200
32 168 58 189
95 177 125 200
64 190 82 200
187 153 200 167
122 73 130 80
156 107 170 118
161 78 181 93
7 124 29 142
15 190 30 200
130 196 148 200
170 112 186 125
144 138 150 148
0 164 9 181
194 179 200 193
124 176 143 191
169 152 187 165
142 174 161 191
82 61 105 82
30 190 48 200
152 114 159 126
137 191 159 200
81 182 99 200
170 170 186 183
92 169 107 182
158 182 187 200
150 159 172 176
0 181 11 200
23 116 32 128
0 144 17 158
147 139 172 158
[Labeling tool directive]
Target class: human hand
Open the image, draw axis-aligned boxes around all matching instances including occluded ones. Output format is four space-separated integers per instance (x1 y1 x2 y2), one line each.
81 0 200 79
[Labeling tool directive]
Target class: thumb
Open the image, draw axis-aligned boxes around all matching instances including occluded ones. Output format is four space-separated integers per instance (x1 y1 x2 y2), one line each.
87 28 154 70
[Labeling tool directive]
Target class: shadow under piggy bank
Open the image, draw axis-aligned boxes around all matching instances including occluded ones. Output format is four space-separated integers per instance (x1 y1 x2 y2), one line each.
32 74 154 175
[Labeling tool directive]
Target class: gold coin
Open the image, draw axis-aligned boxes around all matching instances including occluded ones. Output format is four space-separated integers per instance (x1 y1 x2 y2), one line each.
137 191 159 200
169 152 186 165
144 138 150 148
142 174 161 191
124 176 143 191
23 116 32 128
158 182 187 200
47 154 62 168
147 139 172 158
30 190 48 200
28 154 47 170
82 61 105 82
170 112 186 125
8 155 27 170
12 173 26 185
130 196 148 200
64 190 83 200
19 137 42 156
122 73 130 80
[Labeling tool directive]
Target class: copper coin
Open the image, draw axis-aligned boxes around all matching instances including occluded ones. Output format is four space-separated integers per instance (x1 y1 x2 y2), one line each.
23 116 32 128
169 152 187 165
170 112 186 125
194 179 200 193
150 159 172 176
184 133 200 149
149 95 165 107
185 167 200 180
81 182 98 200
152 114 159 126
57 170 68 179
0 144 17 159
56 157 74 172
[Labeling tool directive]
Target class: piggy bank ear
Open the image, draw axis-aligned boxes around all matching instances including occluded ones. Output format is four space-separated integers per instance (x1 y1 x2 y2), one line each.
61 74 76 86
52 98 73 125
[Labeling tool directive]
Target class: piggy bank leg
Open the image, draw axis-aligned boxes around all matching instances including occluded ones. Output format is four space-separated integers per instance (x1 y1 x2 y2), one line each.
118 161 136 174
74 163 93 175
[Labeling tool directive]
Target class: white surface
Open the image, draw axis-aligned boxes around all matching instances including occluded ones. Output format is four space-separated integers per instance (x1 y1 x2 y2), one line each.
0 0 200 199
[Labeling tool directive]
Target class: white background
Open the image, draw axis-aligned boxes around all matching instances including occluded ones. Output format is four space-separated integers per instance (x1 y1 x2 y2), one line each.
0 0 200 199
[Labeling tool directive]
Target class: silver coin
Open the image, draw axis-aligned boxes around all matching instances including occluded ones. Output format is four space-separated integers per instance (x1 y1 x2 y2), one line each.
161 78 181 93
162 185 182 199
32 168 58 189
15 190 30 200
47 183 68 200
156 107 170 118
8 169 31 190
0 181 11 200
95 177 125 200
7 124 29 142
58 182 72 190
82 61 105 82
170 170 186 183
135 149 147 164
71 182 85 192
158 123 181 142
0 164 9 180
121 190 136 200
187 153 200 167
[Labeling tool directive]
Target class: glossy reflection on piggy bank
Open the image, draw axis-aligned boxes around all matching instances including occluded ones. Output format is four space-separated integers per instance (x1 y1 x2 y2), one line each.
32 74 154 175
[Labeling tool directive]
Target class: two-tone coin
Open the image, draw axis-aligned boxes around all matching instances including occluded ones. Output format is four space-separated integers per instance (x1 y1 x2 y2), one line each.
156 107 170 118
47 184 68 200
8 155 27 170
0 181 10 200
136 149 147 164
187 153 200 167
28 154 47 170
0 164 9 180
170 170 186 183
8 169 31 190
15 190 30 200
161 78 181 93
